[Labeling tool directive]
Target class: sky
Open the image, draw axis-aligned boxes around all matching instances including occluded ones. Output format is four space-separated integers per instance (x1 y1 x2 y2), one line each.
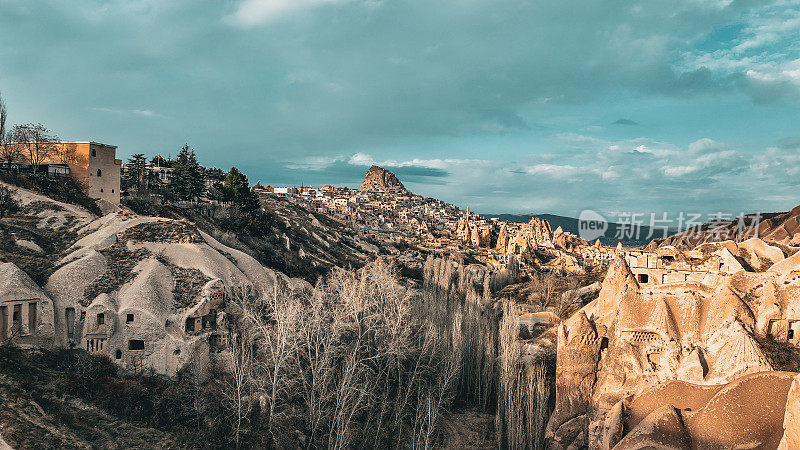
1 0 799 220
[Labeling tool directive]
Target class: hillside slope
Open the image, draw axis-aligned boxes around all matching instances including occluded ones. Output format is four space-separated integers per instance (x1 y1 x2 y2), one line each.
0 347 185 449
151 195 380 283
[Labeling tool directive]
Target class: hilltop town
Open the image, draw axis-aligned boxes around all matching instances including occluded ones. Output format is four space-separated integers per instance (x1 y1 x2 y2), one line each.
255 165 614 274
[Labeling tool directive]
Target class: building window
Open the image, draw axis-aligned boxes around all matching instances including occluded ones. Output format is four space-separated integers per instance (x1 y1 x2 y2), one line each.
126 313 134 324
115 349 122 359
128 339 145 350
111 189 114 193
638 273 649 284
789 329 795 340
91 149 96 157
100 188 103 192
97 169 102 177
97 313 104 325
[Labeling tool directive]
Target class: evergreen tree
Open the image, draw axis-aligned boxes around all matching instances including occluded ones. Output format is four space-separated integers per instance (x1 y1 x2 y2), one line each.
223 167 260 212
122 153 147 194
187 149 204 199
172 145 191 200
172 144 203 201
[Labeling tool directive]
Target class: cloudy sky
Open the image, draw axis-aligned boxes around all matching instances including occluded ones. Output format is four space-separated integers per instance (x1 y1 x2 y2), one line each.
1 0 799 218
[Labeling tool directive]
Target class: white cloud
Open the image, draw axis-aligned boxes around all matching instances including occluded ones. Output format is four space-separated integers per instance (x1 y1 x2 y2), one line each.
285 155 345 170
524 164 579 178
663 165 699 177
348 152 376 166
677 2 800 100
347 152 480 170
226 0 354 27
91 107 165 118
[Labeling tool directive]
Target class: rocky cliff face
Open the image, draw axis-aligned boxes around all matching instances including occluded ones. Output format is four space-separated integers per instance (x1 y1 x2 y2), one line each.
547 241 800 449
360 165 408 193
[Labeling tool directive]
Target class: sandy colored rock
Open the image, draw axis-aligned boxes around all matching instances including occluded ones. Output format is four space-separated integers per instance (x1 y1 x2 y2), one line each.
360 165 408 193
778 373 800 450
601 400 625 450
614 405 690 450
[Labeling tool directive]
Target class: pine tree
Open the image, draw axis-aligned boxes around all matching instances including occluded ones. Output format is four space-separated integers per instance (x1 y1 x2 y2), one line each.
172 145 189 200
173 144 203 201
187 150 204 200
224 167 260 212
122 153 147 194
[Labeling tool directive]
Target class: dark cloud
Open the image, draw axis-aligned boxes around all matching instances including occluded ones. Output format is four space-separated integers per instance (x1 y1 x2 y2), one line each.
0 0 798 215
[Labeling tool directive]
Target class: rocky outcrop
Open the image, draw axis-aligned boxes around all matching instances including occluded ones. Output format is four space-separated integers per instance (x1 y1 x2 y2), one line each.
551 239 800 448
360 165 408 193
779 373 800 449
609 372 796 449
3 206 311 377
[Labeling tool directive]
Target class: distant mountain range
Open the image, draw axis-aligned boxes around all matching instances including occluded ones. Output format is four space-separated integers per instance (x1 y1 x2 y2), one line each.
488 213 678 247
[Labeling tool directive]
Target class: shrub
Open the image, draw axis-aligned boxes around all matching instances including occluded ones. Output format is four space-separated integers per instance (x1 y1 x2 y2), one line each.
0 184 20 218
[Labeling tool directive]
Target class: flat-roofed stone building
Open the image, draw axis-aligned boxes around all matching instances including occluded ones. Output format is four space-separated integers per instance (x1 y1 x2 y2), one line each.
57 142 122 208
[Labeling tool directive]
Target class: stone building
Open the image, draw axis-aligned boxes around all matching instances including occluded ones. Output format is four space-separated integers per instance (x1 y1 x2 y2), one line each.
4 141 121 208
38 142 122 208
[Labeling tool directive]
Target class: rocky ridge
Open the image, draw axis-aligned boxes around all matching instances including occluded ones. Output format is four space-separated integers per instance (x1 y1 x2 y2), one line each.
653 205 800 249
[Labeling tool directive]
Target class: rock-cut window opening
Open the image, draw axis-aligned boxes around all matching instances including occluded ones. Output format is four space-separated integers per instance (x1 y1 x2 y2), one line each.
128 339 145 350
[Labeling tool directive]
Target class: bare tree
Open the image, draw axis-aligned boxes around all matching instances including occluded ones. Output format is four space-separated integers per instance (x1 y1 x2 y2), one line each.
0 92 20 165
225 260 466 448
528 271 557 311
10 123 58 174
225 326 254 449
0 92 7 145
54 142 78 165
